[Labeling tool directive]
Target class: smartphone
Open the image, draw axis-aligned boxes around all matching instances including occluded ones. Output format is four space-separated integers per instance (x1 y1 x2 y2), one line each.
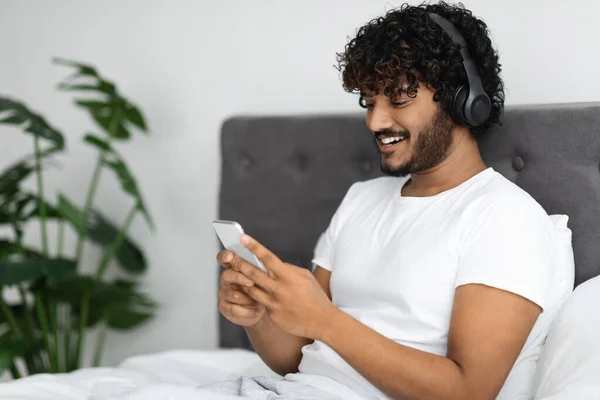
212 220 267 273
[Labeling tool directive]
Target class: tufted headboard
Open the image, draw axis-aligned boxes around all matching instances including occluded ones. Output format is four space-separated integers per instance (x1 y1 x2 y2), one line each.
217 103 600 350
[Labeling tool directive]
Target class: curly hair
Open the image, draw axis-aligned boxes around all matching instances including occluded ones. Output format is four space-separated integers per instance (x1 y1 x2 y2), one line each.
336 1 504 138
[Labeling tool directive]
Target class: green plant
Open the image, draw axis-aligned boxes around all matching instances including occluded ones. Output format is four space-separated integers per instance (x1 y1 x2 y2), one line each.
0 58 156 377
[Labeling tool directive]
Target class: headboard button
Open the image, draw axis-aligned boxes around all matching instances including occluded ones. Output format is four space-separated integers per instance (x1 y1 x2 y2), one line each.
512 156 525 171
359 158 373 173
294 153 309 172
240 153 254 170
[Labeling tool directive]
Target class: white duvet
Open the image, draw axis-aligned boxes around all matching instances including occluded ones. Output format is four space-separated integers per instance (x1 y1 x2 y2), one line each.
1 345 599 399
3 272 600 400
0 349 279 400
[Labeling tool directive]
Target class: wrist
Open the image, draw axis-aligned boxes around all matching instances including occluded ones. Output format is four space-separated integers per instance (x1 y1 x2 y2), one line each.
315 305 345 344
250 310 271 329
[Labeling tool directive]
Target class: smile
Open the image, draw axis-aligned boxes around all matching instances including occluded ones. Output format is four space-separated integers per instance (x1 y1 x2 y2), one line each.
375 134 409 153
378 135 408 146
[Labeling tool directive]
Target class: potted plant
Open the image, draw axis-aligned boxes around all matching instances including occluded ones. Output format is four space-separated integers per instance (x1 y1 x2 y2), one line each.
0 59 156 377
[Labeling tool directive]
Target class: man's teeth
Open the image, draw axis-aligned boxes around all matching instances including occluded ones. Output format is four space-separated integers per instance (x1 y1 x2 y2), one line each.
380 136 406 145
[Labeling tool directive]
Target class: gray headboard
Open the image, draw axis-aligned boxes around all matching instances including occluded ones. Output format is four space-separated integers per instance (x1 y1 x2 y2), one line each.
218 103 600 350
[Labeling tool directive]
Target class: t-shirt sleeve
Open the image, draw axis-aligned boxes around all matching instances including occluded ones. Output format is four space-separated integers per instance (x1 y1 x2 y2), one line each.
455 197 555 310
311 183 359 272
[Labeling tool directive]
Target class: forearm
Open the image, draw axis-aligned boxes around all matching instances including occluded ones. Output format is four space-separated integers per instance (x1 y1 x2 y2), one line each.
320 310 471 400
245 313 311 376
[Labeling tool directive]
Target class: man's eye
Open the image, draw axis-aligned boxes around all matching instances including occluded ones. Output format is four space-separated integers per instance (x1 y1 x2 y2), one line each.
364 103 375 110
391 100 410 108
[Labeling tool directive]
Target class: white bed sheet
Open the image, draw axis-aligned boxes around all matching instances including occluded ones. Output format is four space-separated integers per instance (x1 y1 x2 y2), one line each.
0 349 279 400
2 346 599 399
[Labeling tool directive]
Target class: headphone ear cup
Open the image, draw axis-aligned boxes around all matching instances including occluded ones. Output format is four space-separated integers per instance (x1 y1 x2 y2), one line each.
451 86 469 126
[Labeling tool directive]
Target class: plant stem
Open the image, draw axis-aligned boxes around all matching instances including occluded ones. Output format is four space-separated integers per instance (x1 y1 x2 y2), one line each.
67 329 77 372
96 205 138 280
0 291 23 336
63 305 71 372
10 220 46 375
18 286 43 375
73 290 89 370
0 291 30 377
33 135 49 257
35 294 58 372
74 112 118 265
23 354 38 376
17 287 36 333
89 205 137 368
65 307 73 372
33 135 60 374
39 350 51 372
91 322 107 367
49 301 60 372
57 219 64 257
73 109 120 371
10 364 21 379
74 154 103 263
69 152 103 371
11 216 40 347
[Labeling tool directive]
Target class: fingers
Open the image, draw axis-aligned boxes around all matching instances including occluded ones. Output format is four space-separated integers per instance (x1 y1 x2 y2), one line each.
218 247 277 292
217 250 235 267
219 300 263 319
240 235 283 276
219 287 257 307
232 256 278 293
220 268 254 287
242 285 273 309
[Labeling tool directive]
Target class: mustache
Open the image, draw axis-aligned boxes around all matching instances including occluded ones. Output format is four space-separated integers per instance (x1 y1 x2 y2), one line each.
374 129 411 139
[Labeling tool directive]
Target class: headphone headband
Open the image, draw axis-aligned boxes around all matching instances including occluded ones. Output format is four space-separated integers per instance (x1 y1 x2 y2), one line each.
427 13 491 127
428 13 468 48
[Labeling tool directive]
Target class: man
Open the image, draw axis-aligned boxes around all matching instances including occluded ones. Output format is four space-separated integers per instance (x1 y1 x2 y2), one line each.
213 2 565 399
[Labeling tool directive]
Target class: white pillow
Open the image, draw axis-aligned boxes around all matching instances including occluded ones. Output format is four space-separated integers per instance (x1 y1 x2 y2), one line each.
533 274 600 399
544 215 576 317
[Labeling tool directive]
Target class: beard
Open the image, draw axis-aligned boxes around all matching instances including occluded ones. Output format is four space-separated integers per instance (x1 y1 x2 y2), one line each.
378 108 454 177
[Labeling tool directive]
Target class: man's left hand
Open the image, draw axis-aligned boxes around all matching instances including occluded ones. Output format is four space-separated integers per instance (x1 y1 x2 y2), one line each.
231 234 338 340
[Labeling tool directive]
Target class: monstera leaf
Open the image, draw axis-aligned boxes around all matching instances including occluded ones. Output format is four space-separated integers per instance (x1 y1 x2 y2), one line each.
84 134 153 229
0 339 35 375
87 210 147 274
54 58 148 140
1 192 61 227
0 161 33 197
57 193 147 274
57 194 85 235
0 155 62 228
0 258 76 286
0 239 44 260
43 276 156 329
0 97 65 147
106 309 153 330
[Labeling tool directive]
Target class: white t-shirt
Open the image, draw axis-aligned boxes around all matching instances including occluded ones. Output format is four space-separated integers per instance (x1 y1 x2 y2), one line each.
286 167 564 400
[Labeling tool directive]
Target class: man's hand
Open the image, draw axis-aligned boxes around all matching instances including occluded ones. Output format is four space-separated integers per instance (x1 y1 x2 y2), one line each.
217 250 266 327
232 234 337 340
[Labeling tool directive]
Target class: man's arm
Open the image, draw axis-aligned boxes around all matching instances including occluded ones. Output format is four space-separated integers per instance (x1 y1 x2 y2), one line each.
244 266 332 376
320 283 541 400
236 235 542 399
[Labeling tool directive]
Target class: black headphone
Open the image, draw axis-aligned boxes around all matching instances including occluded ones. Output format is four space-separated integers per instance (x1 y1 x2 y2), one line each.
428 13 491 127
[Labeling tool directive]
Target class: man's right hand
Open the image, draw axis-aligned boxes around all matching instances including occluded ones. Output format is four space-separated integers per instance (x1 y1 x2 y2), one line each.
217 250 266 327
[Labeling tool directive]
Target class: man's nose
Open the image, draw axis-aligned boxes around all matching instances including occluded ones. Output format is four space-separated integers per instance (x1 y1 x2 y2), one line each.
366 105 395 133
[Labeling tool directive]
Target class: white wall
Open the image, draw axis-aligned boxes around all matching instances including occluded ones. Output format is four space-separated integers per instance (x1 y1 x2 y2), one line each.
0 0 597 367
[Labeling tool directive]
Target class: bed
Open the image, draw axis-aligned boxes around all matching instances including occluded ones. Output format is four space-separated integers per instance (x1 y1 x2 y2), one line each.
1 103 599 399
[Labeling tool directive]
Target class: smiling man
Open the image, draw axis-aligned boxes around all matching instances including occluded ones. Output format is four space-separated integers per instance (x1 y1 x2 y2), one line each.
212 2 567 400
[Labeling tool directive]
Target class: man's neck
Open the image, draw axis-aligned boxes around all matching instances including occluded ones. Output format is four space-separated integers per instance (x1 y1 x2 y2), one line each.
402 131 487 198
